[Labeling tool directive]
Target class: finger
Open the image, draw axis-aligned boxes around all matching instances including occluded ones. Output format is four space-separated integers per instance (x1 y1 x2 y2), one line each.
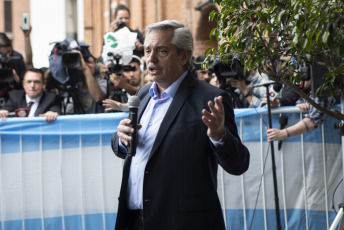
214 96 224 113
202 109 214 127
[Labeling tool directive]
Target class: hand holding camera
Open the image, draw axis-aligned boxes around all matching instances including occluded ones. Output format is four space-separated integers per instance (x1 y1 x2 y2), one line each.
110 20 126 32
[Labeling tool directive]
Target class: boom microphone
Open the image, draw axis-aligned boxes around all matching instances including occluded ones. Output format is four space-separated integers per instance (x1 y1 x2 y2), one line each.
278 115 288 150
128 95 140 156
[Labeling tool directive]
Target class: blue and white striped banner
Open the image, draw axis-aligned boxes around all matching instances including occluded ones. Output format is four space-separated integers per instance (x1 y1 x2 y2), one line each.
0 108 342 230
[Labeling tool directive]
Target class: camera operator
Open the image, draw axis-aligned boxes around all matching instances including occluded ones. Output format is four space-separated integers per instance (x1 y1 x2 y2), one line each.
110 4 144 57
103 56 143 111
229 69 271 108
0 33 27 86
66 50 107 114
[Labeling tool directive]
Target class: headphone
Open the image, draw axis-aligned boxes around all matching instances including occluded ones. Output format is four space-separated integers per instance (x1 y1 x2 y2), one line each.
131 55 145 73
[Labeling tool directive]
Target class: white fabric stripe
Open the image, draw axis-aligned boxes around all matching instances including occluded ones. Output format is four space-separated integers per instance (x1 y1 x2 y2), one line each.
321 124 329 229
100 135 106 230
40 135 45 230
240 118 247 230
260 118 267 230
280 127 288 229
300 113 309 230
20 135 25 230
79 135 85 230
60 135 66 230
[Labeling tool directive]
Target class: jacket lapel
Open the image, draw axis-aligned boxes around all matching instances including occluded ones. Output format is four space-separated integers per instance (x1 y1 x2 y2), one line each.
149 73 195 160
34 92 45 116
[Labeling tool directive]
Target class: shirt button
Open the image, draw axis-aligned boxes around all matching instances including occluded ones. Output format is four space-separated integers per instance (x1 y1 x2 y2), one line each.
149 122 152 126
145 171 148 174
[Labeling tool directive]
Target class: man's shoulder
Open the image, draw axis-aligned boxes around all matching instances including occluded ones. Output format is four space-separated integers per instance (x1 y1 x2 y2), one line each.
9 89 25 97
11 50 24 59
137 84 151 98
43 91 58 99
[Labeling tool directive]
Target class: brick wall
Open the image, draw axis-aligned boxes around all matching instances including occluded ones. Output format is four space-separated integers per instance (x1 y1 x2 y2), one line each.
1 0 219 64
86 0 219 59
0 0 30 61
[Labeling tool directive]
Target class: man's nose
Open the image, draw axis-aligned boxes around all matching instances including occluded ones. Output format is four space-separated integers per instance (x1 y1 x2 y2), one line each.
146 51 157 63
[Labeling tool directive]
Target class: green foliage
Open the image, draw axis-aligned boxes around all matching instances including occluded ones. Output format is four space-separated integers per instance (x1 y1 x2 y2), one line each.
205 0 344 97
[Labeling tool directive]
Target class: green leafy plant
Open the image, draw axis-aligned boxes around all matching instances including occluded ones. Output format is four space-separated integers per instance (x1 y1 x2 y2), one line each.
204 0 344 120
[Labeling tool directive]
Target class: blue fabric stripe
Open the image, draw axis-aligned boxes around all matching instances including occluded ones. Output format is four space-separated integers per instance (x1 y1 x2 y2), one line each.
225 209 337 230
0 211 335 230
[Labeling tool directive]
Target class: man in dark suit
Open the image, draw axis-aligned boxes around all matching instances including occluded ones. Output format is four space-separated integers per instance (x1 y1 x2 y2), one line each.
112 20 250 230
0 68 61 122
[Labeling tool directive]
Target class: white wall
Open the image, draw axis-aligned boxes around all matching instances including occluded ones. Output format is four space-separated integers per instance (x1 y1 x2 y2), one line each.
30 0 66 68
77 0 84 42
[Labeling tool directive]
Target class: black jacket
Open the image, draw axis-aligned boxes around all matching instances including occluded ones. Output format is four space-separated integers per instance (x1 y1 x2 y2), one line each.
112 72 250 230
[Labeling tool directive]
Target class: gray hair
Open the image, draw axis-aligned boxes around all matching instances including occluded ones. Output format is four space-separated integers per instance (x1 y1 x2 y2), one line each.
145 20 194 71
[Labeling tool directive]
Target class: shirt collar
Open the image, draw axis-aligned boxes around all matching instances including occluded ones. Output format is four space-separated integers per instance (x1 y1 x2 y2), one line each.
149 71 188 100
26 93 42 105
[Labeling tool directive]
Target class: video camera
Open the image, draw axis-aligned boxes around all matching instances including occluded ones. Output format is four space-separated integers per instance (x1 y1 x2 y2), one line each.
106 53 136 76
49 38 91 87
208 56 245 91
0 51 22 84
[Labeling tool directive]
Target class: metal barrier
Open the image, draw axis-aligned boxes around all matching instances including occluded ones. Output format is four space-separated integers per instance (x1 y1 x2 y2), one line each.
0 108 342 230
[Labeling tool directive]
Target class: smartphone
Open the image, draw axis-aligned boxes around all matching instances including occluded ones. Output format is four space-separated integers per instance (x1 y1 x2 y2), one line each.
22 13 30 30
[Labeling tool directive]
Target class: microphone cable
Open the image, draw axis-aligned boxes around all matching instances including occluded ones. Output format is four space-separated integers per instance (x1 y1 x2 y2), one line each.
332 178 343 214
248 140 271 230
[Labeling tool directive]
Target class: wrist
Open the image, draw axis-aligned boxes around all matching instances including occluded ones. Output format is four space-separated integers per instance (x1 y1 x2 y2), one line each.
284 128 290 138
244 91 252 98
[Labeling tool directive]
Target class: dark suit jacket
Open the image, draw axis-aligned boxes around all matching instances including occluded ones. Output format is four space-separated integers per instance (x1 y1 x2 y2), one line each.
2 90 61 116
112 72 250 230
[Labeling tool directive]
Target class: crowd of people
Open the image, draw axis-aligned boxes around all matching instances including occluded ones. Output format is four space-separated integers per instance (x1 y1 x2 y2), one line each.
0 4 340 230
0 4 338 140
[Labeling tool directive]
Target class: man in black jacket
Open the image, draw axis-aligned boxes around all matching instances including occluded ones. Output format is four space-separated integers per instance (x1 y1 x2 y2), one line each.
112 20 250 230
0 68 61 122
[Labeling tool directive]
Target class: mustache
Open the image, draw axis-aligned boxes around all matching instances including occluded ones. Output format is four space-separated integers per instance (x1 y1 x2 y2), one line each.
147 63 161 69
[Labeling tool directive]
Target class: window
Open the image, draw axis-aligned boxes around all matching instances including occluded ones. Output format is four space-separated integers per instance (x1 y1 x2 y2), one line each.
4 0 12 33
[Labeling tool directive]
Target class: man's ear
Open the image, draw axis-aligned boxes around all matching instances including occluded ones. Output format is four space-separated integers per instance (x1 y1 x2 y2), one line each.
180 50 190 66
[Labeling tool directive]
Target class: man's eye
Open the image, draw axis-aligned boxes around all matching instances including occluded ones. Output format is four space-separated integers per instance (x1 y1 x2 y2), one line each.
159 50 167 55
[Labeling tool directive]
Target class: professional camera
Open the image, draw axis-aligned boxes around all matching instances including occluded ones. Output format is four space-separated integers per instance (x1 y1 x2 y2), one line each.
0 51 22 84
208 56 245 90
106 53 136 76
49 38 90 87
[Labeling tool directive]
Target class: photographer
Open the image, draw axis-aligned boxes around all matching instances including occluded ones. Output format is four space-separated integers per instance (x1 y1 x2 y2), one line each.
229 69 270 108
210 56 270 108
66 49 107 114
0 33 27 85
110 5 144 57
103 56 143 111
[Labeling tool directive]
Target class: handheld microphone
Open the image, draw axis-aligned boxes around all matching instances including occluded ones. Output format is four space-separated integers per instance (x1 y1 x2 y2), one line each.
128 95 140 157
269 83 283 101
278 115 288 150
